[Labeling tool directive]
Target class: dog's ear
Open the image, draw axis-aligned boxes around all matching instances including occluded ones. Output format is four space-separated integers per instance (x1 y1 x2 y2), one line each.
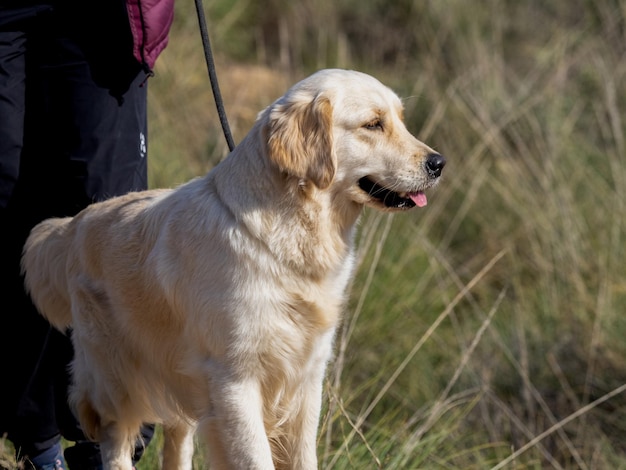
266 94 335 189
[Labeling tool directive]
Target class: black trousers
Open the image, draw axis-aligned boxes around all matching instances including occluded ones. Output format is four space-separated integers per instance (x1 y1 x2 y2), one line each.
0 3 153 464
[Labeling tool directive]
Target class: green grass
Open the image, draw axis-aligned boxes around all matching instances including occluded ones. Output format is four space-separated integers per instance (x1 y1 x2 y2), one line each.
5 0 626 468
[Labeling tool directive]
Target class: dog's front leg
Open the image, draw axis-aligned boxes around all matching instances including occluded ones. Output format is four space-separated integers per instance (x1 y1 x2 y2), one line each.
286 331 336 470
200 376 275 470
285 368 326 469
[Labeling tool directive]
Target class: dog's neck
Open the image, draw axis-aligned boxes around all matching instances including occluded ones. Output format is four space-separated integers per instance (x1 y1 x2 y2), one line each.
209 126 360 280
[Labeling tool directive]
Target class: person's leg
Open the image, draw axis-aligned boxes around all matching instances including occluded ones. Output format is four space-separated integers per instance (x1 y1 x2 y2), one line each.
16 330 68 470
0 13 68 470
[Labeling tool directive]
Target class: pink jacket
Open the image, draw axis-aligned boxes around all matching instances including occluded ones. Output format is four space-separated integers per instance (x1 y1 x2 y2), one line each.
126 0 175 71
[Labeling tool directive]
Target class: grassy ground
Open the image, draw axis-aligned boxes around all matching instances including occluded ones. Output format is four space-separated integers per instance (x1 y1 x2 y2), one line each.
4 0 626 468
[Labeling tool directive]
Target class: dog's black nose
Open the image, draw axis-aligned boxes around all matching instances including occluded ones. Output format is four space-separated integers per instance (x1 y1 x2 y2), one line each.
426 153 446 178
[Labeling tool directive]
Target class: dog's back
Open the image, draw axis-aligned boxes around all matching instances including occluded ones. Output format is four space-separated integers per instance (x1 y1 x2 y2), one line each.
21 188 168 333
22 217 74 331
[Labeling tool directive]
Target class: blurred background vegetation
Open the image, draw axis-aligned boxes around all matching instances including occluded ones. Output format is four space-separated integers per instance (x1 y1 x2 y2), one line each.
4 0 625 469
149 0 626 468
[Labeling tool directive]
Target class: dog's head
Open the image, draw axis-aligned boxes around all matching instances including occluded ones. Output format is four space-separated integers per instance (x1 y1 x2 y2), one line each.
264 69 445 211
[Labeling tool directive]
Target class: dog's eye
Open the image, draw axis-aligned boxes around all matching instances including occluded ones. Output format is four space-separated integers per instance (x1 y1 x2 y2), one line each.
363 119 383 131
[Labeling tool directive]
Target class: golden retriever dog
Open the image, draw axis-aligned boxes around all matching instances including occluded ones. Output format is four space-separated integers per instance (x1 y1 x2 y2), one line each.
22 69 445 470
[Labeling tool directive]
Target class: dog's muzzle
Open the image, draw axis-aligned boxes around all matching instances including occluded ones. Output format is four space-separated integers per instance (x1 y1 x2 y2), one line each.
357 153 446 209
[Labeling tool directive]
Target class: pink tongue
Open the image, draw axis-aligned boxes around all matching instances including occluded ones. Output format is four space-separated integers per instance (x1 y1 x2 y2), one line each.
409 191 428 207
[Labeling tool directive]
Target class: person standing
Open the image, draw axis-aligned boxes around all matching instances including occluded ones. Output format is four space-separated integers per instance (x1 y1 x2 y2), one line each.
0 1 175 468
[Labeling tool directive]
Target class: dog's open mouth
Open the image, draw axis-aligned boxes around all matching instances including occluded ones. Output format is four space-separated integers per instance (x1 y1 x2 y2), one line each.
358 177 427 209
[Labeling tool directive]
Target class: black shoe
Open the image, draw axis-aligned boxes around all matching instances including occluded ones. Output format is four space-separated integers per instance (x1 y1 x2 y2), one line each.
63 441 102 470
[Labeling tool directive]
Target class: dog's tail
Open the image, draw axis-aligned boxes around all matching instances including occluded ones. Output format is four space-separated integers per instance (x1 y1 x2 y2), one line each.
21 217 74 331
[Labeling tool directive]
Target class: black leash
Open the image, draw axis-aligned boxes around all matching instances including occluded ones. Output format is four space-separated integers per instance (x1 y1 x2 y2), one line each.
194 0 236 152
